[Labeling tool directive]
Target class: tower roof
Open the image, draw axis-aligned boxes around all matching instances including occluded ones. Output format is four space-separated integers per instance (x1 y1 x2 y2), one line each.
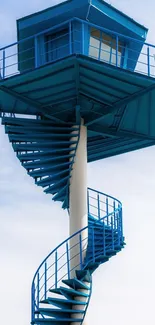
17 0 148 42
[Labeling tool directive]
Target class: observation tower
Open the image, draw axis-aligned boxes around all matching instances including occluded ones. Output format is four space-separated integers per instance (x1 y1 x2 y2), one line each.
1 1 155 324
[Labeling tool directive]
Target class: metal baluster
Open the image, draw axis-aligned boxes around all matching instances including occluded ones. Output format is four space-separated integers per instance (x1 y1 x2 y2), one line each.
106 197 109 226
69 21 72 55
92 227 95 262
34 36 39 68
98 31 102 60
55 251 58 289
113 200 116 230
87 190 90 216
147 46 150 76
97 193 100 220
44 262 47 300
2 50 5 79
37 273 40 309
111 216 114 250
116 35 118 67
66 241 70 279
103 222 106 256
79 233 83 270
82 22 85 54
120 207 123 242
117 211 120 246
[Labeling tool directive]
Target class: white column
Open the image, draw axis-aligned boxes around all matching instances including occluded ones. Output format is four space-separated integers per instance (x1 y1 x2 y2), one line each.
69 118 88 277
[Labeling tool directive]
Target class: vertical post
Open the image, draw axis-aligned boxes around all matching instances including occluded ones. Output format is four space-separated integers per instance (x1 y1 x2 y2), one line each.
111 216 114 250
106 197 109 226
2 50 5 79
98 31 102 61
92 227 95 262
34 36 39 68
103 222 106 256
37 273 39 309
120 207 123 242
87 189 90 216
79 233 83 270
147 46 150 76
69 21 72 55
116 35 118 67
113 200 116 230
97 193 100 219
55 251 58 289
44 262 47 300
66 241 70 279
82 23 85 54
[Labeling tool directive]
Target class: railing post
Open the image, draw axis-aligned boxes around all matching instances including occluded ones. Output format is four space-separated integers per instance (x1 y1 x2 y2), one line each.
66 241 70 279
44 262 47 300
34 36 39 68
111 216 114 250
103 222 106 256
97 193 100 220
37 273 40 309
82 22 85 55
92 227 95 262
117 211 121 245
87 189 90 216
79 233 83 270
106 197 109 226
113 200 116 230
55 251 58 289
120 207 123 242
31 282 35 323
147 46 150 76
2 50 5 79
69 21 72 55
116 35 118 67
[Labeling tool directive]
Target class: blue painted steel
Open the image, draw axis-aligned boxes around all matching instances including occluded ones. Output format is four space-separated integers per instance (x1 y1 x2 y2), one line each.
0 18 153 79
55 251 58 289
30 188 124 325
1 4 153 324
44 262 47 300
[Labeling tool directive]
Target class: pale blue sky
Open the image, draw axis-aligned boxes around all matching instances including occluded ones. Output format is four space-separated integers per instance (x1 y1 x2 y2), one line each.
0 1 155 325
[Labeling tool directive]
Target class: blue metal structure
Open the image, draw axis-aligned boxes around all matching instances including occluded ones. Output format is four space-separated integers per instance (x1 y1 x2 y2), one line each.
0 1 155 324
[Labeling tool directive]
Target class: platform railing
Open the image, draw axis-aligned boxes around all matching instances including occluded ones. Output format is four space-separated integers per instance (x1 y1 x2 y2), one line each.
31 188 123 323
1 17 154 80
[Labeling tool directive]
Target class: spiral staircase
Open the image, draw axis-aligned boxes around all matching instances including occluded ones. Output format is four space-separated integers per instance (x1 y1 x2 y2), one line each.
1 115 125 325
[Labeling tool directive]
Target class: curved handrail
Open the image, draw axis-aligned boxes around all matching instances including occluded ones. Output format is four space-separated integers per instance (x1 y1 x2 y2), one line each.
31 188 122 283
31 188 123 322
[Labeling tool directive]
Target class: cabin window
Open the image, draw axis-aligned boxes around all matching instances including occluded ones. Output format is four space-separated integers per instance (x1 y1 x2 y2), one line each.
89 27 124 66
44 28 70 62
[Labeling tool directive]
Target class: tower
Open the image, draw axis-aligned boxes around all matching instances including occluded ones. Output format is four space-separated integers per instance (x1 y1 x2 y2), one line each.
0 1 154 324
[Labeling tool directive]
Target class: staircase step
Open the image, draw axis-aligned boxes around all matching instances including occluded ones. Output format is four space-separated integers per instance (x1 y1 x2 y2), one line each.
36 308 85 317
83 262 99 271
49 287 89 299
33 317 83 324
76 270 92 282
62 278 90 290
85 255 109 263
40 297 86 309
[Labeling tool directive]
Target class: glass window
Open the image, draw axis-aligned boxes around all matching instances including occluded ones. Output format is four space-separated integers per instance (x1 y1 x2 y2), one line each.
45 28 69 63
89 27 123 67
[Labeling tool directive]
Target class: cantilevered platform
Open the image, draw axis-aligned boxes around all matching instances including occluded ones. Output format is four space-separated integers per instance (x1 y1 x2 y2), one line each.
1 53 155 162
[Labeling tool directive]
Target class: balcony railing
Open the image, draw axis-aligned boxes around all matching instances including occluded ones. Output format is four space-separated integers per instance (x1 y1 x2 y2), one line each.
0 17 155 80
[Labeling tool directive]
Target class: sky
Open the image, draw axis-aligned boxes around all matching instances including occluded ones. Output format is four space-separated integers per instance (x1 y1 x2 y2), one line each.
0 1 155 325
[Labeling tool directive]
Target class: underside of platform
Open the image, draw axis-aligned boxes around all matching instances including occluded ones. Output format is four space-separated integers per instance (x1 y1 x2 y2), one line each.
1 54 155 162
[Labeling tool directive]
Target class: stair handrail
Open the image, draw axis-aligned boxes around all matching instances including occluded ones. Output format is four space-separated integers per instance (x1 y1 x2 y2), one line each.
31 188 123 322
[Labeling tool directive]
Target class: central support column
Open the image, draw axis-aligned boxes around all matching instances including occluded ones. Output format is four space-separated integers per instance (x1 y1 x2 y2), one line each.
69 118 89 325
69 118 88 277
